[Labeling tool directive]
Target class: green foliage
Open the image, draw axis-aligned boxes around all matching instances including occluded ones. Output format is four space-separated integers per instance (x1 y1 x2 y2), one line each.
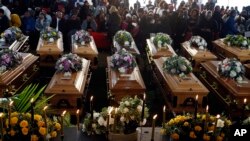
224 35 250 48
114 30 133 47
153 33 172 48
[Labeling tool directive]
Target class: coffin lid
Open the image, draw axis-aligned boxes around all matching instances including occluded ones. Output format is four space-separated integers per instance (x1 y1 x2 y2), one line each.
153 57 209 94
147 39 176 58
44 58 90 95
113 40 140 55
36 35 64 55
107 57 146 91
71 36 98 57
0 53 39 84
201 61 250 96
181 41 217 60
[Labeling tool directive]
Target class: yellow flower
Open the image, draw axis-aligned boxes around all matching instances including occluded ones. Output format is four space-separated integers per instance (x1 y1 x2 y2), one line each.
203 134 211 141
202 115 206 120
189 131 197 139
10 117 18 126
31 134 39 141
55 123 61 131
183 121 189 127
11 112 19 117
210 116 215 122
171 133 179 140
50 131 57 138
5 119 9 127
160 128 166 135
19 120 29 128
25 113 31 119
38 121 45 127
21 127 29 135
194 125 202 132
34 114 42 121
39 127 47 136
225 119 232 126
10 129 16 136
197 114 201 119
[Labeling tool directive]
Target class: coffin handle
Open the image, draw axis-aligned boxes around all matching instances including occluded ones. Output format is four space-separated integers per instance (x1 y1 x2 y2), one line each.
22 73 30 82
211 82 218 90
33 64 39 71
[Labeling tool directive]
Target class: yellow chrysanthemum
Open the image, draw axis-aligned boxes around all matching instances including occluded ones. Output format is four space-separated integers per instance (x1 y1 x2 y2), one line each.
31 134 39 141
34 114 42 121
10 117 18 126
11 112 19 117
194 125 202 132
21 127 29 135
183 121 189 126
19 120 29 128
25 113 31 119
203 134 211 141
10 129 16 136
171 133 179 140
50 131 57 138
39 127 47 136
37 121 45 127
55 123 61 131
189 131 197 139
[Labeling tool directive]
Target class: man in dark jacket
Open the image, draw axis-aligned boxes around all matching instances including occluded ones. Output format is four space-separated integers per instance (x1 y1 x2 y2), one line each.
0 8 9 33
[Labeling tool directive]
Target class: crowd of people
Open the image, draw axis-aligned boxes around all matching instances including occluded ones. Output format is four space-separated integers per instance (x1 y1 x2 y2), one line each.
0 0 250 52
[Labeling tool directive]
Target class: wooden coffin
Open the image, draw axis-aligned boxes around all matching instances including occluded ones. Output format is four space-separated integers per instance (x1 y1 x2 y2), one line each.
71 36 98 67
107 57 146 102
146 39 176 60
0 53 39 97
212 39 250 62
113 40 140 55
245 64 250 79
36 35 64 67
44 58 90 115
199 61 250 111
153 57 209 112
181 41 217 72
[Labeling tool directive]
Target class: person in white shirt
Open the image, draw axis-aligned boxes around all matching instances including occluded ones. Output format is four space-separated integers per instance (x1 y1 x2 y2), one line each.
0 0 11 20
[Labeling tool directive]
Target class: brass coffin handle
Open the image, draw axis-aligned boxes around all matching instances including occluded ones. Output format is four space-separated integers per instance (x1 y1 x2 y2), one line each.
22 73 30 82
33 64 39 71
210 82 218 90
200 71 207 78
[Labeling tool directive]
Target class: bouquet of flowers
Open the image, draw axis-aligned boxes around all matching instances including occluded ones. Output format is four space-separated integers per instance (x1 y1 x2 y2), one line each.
152 33 172 49
82 96 149 135
1 112 61 140
189 36 207 50
0 49 23 74
114 30 133 48
224 35 250 49
73 30 91 45
40 27 60 42
217 58 245 81
163 55 193 77
161 113 232 141
0 26 23 44
110 48 137 73
55 53 83 73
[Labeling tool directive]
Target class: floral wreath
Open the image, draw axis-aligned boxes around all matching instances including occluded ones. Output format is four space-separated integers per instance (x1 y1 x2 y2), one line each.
189 36 207 50
217 58 245 81
73 29 92 45
114 30 133 48
163 55 193 76
55 53 83 73
40 27 60 42
0 26 23 44
110 48 137 73
224 35 250 49
0 49 23 74
152 33 172 49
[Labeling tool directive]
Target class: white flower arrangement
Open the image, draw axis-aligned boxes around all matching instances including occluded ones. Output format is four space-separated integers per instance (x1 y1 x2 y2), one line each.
224 35 250 49
189 36 207 50
152 33 172 50
113 30 133 49
217 58 245 82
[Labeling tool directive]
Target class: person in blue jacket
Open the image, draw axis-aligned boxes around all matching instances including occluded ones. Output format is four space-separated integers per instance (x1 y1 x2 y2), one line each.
221 10 239 37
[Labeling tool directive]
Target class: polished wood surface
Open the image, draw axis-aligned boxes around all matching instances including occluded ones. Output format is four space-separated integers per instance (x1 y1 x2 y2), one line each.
146 39 176 59
200 61 250 107
44 58 90 113
213 39 250 62
72 36 98 66
0 53 39 97
107 57 146 101
153 57 209 110
245 64 250 79
181 41 217 71
113 40 140 55
0 36 29 51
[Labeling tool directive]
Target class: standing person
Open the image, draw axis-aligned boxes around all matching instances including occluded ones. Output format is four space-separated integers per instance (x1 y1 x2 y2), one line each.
199 10 213 50
212 5 223 39
0 8 9 33
221 10 239 37
107 6 121 41
0 0 10 20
